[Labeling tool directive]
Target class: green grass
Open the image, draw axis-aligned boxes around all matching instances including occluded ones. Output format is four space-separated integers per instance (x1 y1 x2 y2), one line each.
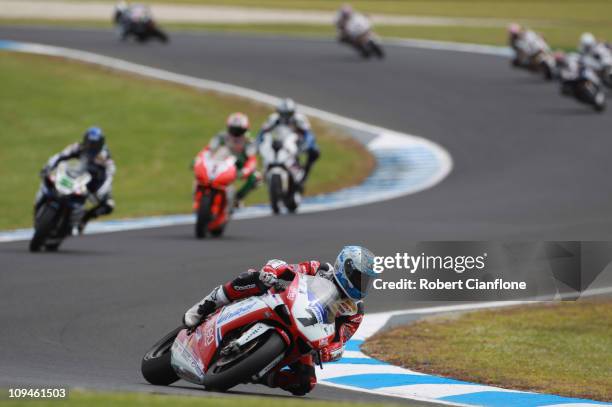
0 51 373 230
57 0 612 23
363 300 612 402
0 390 405 407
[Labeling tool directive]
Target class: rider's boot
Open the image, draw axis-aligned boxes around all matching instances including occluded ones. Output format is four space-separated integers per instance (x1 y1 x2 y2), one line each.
183 286 229 328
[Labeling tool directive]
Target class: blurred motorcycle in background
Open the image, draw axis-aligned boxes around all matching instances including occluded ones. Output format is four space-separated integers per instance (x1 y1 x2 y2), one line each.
258 126 303 214
192 146 238 238
582 44 612 88
341 13 384 59
30 161 91 252
559 53 606 112
114 3 169 43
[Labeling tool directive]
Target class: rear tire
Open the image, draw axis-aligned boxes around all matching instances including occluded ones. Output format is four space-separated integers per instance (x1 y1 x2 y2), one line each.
269 174 283 215
203 331 286 391
369 39 385 59
141 326 182 386
210 226 225 238
30 205 58 252
195 192 212 239
45 242 61 252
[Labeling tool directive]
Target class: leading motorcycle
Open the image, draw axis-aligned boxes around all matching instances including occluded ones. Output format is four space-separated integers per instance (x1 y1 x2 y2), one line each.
258 126 303 215
141 273 340 392
114 6 169 43
30 160 91 252
342 14 384 59
192 146 238 238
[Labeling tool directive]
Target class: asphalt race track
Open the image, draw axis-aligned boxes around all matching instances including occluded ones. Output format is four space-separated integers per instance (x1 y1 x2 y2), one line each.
1 26 612 404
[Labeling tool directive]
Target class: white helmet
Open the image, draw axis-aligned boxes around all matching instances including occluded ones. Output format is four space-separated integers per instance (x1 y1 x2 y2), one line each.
580 32 596 53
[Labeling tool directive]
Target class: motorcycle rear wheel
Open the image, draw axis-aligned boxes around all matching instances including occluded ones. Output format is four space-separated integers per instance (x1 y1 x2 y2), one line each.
203 331 286 392
29 205 58 252
141 326 182 386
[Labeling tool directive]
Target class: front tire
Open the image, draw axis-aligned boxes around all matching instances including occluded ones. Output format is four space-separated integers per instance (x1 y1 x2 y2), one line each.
30 205 58 252
141 326 182 386
269 174 283 215
195 192 212 239
203 331 286 391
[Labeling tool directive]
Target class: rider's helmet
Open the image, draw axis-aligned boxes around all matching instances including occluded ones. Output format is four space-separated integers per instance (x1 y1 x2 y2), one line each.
339 4 353 19
333 246 377 301
553 51 567 68
508 23 521 40
226 112 250 138
580 32 596 54
82 127 105 159
276 98 296 125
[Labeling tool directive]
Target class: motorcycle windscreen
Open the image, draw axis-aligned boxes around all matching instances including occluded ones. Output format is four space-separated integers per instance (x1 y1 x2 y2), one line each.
292 276 339 343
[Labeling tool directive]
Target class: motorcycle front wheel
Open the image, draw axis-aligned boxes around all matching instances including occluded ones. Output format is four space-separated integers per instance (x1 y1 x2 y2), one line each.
203 331 286 392
141 326 182 386
29 205 58 252
269 173 283 214
195 191 212 239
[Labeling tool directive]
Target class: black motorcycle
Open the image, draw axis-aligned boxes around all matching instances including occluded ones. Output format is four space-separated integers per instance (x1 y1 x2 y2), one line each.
561 65 606 112
30 161 90 252
115 6 169 43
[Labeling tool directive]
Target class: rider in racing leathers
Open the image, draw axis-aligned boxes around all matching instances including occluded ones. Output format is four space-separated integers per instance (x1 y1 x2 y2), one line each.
35 127 116 233
205 112 259 205
508 23 550 67
335 4 356 44
258 98 320 188
183 246 377 396
579 32 612 68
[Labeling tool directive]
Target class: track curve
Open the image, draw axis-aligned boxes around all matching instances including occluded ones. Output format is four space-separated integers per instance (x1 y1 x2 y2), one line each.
1 26 612 403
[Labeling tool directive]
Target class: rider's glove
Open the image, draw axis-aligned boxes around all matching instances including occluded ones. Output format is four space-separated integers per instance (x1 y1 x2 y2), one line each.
320 342 344 363
259 270 279 288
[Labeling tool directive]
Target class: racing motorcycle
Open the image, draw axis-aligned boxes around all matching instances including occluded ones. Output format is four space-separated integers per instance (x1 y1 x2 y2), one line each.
114 5 169 43
141 273 340 392
582 47 612 88
560 55 606 112
29 160 91 252
258 126 303 214
342 14 384 59
192 146 238 239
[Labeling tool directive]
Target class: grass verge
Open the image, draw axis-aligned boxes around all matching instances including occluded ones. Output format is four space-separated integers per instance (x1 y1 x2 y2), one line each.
0 51 374 230
0 390 404 407
362 299 612 402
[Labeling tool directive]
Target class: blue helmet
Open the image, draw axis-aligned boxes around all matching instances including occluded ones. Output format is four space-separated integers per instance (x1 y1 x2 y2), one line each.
82 126 105 158
333 246 376 300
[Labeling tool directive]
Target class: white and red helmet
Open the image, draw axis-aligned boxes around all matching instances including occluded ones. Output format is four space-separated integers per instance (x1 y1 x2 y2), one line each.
226 112 250 137
508 23 521 35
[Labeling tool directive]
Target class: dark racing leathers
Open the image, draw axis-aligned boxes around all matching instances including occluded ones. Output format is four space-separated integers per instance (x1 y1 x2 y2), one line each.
35 143 116 227
183 259 363 396
257 113 320 186
207 132 259 201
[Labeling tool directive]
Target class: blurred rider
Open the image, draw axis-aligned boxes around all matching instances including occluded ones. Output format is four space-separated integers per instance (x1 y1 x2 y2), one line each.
183 246 377 396
113 1 129 24
258 98 320 188
207 112 259 206
335 4 355 44
579 32 611 64
508 23 550 67
35 127 116 233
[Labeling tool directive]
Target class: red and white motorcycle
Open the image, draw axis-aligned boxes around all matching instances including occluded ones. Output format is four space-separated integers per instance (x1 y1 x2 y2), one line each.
141 273 341 392
192 146 238 238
